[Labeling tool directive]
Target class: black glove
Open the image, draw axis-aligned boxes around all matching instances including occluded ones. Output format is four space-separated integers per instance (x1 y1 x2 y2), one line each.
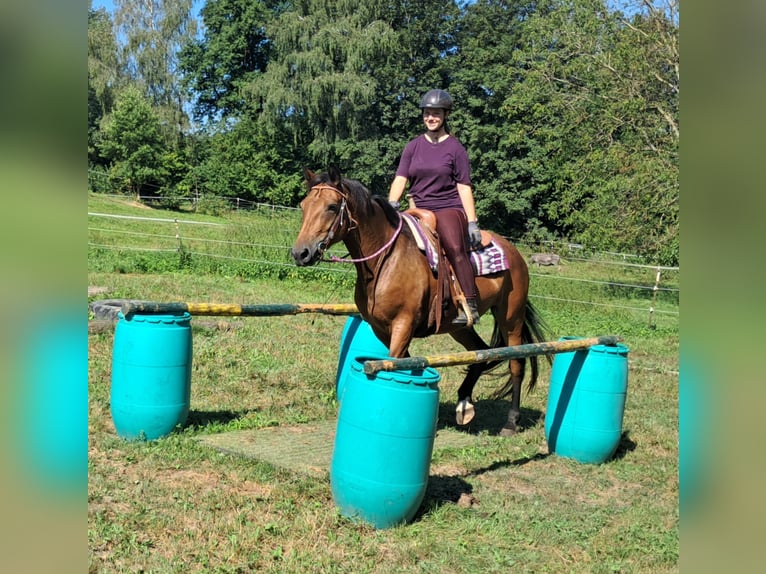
467 221 482 249
389 200 401 211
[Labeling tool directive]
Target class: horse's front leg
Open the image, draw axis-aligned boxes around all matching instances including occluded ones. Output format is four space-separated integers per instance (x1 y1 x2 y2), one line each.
450 328 490 426
387 319 414 358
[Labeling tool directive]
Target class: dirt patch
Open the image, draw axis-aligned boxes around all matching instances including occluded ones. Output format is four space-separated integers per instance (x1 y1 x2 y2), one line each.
153 467 272 500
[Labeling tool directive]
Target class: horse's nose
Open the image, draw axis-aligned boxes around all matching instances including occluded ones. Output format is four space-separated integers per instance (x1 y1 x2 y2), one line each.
291 245 313 266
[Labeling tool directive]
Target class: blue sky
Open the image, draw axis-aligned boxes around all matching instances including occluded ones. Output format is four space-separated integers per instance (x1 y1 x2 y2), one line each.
91 0 205 17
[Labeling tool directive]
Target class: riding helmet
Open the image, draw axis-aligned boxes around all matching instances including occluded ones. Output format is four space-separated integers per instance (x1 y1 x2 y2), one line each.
419 89 453 111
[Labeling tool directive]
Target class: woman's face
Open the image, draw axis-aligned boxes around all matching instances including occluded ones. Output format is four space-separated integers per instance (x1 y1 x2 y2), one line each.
422 108 447 132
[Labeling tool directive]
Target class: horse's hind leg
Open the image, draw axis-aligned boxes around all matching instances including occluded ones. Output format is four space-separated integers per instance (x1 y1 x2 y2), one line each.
499 357 526 437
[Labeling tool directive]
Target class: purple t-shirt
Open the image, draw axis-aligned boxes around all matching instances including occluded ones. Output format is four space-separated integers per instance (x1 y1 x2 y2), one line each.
395 134 472 211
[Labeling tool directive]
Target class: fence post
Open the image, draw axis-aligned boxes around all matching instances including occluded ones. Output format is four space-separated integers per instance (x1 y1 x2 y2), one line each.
649 267 661 329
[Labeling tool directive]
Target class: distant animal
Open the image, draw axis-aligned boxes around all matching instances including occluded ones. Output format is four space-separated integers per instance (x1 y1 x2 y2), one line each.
530 253 561 266
291 166 551 435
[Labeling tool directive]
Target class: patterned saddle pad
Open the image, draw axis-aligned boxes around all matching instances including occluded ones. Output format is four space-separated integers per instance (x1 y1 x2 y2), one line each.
401 213 510 276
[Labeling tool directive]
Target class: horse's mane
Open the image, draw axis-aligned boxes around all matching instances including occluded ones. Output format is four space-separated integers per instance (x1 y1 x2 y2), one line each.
308 169 400 228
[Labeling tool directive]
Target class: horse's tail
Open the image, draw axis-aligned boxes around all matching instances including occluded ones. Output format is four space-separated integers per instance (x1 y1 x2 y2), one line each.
488 299 553 399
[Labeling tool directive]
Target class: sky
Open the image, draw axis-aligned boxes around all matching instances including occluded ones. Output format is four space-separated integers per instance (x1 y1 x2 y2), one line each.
91 0 205 17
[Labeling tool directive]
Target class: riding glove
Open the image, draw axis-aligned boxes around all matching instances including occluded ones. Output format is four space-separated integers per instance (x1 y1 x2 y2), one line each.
467 221 482 249
389 200 401 211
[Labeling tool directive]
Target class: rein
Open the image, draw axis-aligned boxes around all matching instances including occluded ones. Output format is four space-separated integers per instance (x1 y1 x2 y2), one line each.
309 184 403 264
326 215 402 264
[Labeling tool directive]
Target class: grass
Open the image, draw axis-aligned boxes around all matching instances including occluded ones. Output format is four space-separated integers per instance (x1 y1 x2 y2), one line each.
88 194 678 573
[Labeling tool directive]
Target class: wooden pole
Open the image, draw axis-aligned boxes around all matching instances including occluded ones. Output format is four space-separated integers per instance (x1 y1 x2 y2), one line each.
121 301 359 318
362 335 623 375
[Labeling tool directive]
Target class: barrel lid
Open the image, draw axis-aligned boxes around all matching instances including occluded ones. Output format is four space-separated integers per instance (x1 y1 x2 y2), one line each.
591 343 629 356
352 357 440 386
117 311 192 325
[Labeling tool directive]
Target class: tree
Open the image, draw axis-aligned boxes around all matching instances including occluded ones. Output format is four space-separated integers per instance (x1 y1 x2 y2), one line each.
191 117 304 206
113 0 198 149
480 0 678 263
179 0 274 122
447 0 539 237
88 6 120 165
248 0 400 169
98 86 168 199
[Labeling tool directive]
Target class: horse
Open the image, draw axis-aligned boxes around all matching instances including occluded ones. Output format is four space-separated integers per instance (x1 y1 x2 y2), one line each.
291 166 551 435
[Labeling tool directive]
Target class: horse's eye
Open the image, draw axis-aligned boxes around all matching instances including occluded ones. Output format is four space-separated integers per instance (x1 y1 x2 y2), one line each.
328 204 340 214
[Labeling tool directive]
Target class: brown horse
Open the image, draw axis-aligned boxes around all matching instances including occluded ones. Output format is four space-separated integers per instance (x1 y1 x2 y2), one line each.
291 166 551 435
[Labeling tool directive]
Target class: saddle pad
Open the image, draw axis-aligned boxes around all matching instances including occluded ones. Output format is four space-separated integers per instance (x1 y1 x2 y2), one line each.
401 213 510 276
469 242 510 276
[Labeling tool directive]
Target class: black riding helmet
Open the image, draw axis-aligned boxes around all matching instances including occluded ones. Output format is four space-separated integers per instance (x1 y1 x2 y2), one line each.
419 89 453 111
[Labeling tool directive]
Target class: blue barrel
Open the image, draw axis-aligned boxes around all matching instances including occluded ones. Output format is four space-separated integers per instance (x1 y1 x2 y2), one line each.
335 315 390 401
110 312 192 440
331 357 440 529
545 340 629 464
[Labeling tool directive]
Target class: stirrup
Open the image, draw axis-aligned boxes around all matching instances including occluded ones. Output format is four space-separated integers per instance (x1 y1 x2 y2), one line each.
451 309 470 325
451 301 479 326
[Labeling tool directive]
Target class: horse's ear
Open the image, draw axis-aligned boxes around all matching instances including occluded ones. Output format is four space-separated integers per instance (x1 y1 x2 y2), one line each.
303 167 315 182
328 164 342 186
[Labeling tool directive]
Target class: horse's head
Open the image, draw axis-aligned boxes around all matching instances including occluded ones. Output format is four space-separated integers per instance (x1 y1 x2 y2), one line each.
291 166 354 266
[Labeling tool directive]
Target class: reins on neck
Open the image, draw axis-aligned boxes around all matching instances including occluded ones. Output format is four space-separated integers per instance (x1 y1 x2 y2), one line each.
325 215 402 264
309 183 402 264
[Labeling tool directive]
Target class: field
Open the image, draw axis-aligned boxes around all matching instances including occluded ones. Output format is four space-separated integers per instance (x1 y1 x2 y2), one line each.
88 194 679 573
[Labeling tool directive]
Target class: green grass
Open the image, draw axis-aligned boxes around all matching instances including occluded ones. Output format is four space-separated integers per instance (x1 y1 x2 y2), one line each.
88 195 678 573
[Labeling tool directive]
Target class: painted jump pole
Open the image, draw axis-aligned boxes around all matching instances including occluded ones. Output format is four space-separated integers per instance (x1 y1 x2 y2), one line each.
120 301 359 319
362 335 623 375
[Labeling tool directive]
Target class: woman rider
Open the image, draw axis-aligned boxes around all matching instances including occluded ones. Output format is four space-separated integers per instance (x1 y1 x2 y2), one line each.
387 89 482 325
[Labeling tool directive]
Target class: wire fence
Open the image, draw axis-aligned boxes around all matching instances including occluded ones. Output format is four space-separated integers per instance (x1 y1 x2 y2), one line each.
88 207 679 376
89 210 679 313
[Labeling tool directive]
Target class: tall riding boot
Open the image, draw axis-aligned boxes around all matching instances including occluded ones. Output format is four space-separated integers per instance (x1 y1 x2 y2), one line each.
452 298 480 326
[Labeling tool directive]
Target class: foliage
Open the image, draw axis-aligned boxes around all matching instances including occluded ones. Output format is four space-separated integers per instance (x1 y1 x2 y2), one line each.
494 0 679 264
113 0 198 149
88 7 120 165
88 0 679 265
192 117 302 204
247 0 398 169
194 193 231 216
98 85 168 197
178 0 273 121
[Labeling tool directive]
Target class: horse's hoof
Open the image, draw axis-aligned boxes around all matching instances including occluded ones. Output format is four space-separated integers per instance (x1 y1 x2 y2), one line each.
498 424 516 437
456 398 475 425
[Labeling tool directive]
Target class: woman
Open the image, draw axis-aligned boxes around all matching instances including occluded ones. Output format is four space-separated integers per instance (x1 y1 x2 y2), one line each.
388 89 482 325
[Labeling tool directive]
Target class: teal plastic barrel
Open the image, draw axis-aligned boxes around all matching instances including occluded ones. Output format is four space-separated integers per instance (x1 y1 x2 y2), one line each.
335 316 390 400
110 312 192 440
545 340 629 464
331 357 440 528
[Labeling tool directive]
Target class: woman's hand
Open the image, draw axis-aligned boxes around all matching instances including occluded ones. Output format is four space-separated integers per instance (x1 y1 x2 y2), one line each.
467 221 482 249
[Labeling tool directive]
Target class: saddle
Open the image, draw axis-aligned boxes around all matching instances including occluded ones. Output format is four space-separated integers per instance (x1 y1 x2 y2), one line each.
402 208 474 333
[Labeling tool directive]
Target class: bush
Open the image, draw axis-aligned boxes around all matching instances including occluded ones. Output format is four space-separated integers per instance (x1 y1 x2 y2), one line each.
195 194 231 216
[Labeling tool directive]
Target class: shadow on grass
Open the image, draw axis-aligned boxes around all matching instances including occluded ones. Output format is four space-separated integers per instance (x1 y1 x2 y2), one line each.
612 430 637 460
415 452 551 521
185 409 254 430
418 474 474 514
437 399 543 435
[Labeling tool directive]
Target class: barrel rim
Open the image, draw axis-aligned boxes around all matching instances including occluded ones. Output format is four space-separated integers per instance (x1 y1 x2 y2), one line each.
117 310 192 325
590 343 630 355
351 356 440 385
557 336 629 354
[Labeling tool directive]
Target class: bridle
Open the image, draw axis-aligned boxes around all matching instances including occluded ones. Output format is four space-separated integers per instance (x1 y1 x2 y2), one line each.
308 183 403 264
